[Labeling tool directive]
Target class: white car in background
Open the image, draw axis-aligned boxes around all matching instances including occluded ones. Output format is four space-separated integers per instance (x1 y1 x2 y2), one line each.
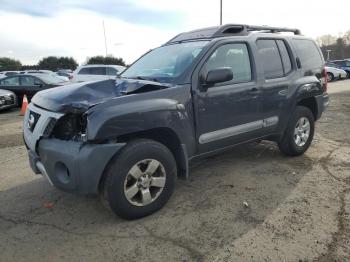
71 64 126 83
325 64 347 82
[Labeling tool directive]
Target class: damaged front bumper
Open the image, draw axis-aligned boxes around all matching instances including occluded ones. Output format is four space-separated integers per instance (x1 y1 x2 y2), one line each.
28 139 124 194
24 103 125 194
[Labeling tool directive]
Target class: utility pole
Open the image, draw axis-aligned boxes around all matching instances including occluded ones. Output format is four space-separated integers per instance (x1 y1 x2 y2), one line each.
103 20 108 57
326 50 332 61
220 0 223 25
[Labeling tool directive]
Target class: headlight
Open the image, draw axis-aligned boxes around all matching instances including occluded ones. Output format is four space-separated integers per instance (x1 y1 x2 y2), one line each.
51 113 87 141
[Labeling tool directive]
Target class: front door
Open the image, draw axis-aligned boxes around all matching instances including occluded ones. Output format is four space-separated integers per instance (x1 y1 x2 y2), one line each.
192 42 263 153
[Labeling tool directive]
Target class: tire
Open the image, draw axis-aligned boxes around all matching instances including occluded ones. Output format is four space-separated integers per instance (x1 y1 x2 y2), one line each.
347 72 350 79
102 139 177 219
327 72 334 82
278 106 315 156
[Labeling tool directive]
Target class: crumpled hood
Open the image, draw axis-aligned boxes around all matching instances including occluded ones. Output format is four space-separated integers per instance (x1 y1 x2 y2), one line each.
32 78 171 113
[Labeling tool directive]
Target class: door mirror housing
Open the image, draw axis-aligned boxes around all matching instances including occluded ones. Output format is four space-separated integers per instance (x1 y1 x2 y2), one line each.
203 67 233 88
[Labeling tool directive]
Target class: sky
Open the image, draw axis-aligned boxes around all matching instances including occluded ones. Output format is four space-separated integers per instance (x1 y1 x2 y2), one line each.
0 0 349 65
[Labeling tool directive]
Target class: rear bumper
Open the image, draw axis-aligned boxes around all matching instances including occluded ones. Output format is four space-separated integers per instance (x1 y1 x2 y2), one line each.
315 92 329 120
28 139 125 195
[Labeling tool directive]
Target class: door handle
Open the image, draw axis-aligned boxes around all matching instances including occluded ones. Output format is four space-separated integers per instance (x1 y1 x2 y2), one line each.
249 87 259 94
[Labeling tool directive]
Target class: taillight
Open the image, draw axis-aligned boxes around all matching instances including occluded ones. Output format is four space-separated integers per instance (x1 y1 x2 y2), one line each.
322 67 328 92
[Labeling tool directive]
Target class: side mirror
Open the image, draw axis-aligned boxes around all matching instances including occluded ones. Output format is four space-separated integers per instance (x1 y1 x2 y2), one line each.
203 67 233 88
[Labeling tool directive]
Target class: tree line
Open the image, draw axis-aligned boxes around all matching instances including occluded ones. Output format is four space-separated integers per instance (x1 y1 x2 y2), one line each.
0 55 126 71
316 31 350 61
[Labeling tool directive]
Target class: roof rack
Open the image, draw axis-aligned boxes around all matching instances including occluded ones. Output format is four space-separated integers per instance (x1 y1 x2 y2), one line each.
165 24 301 44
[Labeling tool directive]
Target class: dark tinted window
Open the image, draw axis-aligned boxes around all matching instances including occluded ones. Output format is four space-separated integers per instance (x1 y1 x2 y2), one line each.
78 68 90 75
205 43 252 85
106 67 117 75
276 40 292 74
89 67 106 75
0 76 20 86
21 76 35 85
257 40 284 79
293 39 323 69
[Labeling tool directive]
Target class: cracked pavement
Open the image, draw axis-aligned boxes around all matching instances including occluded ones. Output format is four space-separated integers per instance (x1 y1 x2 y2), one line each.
0 80 349 261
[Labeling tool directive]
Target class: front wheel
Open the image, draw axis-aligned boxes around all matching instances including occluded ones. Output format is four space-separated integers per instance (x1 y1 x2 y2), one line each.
101 139 177 219
278 106 315 156
327 72 335 82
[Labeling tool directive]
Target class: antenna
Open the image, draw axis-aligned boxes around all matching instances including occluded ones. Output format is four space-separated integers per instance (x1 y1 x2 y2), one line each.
103 20 108 56
220 0 222 25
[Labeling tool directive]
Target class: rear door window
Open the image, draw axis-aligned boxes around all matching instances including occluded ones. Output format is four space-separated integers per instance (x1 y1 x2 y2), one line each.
89 67 106 75
257 39 284 79
276 40 292 75
20 76 35 86
293 39 323 69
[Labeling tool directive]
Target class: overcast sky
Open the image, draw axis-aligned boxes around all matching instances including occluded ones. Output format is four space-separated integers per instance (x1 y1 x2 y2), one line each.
0 0 349 65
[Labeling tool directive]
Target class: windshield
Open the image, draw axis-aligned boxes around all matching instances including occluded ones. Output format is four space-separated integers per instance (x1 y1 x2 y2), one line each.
37 74 65 84
122 41 208 82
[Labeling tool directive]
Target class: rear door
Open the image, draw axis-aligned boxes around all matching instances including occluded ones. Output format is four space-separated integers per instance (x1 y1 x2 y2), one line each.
20 75 44 99
192 41 262 153
256 38 296 135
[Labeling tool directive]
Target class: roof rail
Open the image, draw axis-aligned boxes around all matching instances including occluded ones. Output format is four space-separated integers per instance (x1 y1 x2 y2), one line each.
165 24 301 44
245 25 301 35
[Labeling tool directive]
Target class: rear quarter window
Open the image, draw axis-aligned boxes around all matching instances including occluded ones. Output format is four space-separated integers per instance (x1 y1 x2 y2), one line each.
293 39 323 69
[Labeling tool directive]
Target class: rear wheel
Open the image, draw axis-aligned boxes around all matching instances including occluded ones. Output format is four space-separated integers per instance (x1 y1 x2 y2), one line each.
327 72 334 82
101 139 176 219
278 106 315 156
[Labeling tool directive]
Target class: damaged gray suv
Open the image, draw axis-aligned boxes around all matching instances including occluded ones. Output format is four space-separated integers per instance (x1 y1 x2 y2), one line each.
24 24 329 219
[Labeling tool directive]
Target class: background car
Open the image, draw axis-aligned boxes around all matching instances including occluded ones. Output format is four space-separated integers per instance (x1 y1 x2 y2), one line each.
1 71 21 76
0 73 67 105
56 70 73 80
330 59 350 78
325 65 347 81
71 64 126 82
0 89 17 111
23 70 69 82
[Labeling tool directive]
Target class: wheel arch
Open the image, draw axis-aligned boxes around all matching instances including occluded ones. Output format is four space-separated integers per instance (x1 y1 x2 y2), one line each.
98 127 189 194
296 96 318 120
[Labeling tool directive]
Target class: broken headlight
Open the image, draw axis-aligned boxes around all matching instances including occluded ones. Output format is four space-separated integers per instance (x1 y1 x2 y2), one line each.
51 113 87 141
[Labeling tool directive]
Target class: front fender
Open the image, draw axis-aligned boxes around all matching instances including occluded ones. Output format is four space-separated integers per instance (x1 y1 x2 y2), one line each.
85 87 195 153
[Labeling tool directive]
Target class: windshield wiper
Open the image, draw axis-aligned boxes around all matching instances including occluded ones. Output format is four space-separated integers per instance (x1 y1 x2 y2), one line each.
128 76 160 82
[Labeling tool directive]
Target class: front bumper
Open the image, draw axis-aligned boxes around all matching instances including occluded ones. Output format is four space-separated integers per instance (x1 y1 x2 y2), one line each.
0 94 17 111
23 103 125 195
28 139 125 194
315 92 329 120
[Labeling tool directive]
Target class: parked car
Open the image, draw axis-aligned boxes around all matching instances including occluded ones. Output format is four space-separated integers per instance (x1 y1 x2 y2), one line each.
56 71 73 80
0 73 67 105
23 70 69 82
0 89 17 111
71 64 126 82
330 59 350 78
24 24 329 219
325 64 347 81
1 71 20 76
